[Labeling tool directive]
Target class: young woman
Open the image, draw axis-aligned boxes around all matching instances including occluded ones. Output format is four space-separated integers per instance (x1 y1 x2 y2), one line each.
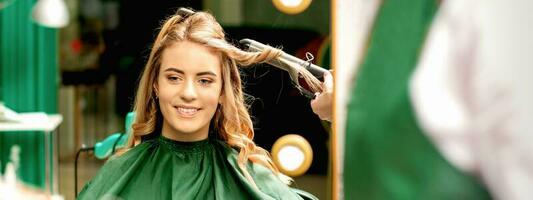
77 8 321 200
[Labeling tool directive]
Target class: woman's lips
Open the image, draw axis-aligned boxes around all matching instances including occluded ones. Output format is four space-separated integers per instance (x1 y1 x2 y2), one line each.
174 106 200 117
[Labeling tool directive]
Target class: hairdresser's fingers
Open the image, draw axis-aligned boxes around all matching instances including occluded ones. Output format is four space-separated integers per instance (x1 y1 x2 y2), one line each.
322 71 333 93
313 92 322 102
311 91 332 121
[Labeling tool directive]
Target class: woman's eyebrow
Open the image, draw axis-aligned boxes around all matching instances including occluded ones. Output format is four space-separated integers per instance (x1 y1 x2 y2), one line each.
164 67 217 77
163 67 184 74
197 71 217 77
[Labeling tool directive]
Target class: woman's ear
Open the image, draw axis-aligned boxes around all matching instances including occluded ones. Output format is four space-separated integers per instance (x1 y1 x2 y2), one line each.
219 93 224 104
153 82 159 97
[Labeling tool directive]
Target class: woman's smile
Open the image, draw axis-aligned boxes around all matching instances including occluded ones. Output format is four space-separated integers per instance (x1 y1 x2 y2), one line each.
174 105 201 118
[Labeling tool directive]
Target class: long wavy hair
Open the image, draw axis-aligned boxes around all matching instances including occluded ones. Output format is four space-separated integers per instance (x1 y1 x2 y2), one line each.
126 8 322 186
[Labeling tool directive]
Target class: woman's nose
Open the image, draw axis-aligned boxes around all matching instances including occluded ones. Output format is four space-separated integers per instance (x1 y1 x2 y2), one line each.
180 80 197 101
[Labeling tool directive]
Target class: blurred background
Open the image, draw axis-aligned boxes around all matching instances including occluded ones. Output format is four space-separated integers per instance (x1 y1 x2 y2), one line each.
0 0 331 199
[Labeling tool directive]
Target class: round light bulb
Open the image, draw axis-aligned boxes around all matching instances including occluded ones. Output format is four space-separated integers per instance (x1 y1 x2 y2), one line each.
271 134 313 177
31 0 69 28
272 0 312 15
278 145 305 171
280 0 303 7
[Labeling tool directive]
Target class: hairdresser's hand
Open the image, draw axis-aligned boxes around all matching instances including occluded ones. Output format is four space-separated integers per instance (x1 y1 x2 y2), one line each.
311 71 333 122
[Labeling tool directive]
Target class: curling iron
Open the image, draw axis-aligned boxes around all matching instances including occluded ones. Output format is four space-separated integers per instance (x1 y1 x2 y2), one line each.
240 38 328 98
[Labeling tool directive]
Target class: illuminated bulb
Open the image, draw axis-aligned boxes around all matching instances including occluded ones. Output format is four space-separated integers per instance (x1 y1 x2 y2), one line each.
278 145 305 171
272 0 311 15
271 134 313 177
280 0 303 7
31 0 69 28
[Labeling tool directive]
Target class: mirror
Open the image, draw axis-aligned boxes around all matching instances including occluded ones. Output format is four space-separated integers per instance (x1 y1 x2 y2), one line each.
52 0 332 199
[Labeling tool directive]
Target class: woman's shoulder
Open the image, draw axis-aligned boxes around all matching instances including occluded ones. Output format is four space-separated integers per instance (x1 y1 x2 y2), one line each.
211 140 309 200
106 141 155 166
77 142 156 199
210 140 281 181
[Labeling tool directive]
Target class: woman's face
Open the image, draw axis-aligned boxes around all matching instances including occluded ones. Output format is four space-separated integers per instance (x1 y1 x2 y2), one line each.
156 40 223 141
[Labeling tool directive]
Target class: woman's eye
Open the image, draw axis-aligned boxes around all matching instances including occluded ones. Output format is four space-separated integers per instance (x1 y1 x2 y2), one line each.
167 76 181 82
199 79 213 86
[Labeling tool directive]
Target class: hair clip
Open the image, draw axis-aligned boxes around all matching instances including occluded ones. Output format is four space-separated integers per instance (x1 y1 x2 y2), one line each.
302 52 315 73
177 8 195 20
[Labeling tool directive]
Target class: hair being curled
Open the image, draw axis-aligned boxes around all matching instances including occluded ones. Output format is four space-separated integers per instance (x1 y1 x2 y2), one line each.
126 8 322 187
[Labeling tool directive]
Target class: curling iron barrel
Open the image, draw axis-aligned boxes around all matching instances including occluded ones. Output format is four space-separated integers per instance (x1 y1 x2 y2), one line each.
239 39 328 78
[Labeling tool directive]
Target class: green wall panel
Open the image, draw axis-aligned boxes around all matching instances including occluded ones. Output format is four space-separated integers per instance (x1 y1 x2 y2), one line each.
0 0 58 189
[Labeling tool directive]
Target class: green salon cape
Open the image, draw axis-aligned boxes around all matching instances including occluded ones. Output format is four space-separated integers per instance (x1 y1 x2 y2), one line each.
77 135 315 200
